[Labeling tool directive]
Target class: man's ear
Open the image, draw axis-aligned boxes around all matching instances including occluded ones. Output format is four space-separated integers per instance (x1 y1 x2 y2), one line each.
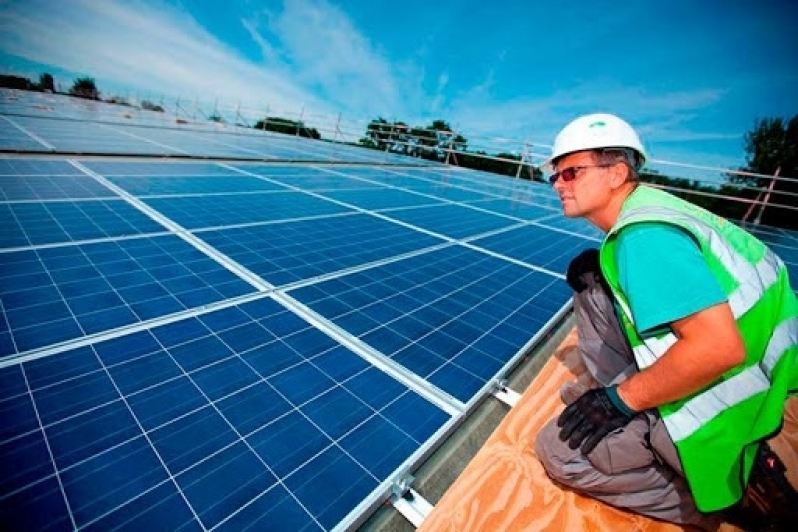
608 162 630 189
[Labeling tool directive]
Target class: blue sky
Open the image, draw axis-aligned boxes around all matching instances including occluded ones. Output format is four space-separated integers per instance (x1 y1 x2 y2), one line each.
0 0 796 175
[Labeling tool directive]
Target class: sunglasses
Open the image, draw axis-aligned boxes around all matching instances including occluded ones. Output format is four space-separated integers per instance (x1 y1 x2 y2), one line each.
548 164 613 185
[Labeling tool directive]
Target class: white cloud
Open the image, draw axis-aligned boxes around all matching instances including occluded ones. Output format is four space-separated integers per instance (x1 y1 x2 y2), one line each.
438 80 732 154
0 0 333 115
0 0 746 172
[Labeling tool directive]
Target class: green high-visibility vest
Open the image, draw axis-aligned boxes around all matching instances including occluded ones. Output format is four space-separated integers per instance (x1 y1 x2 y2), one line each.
599 185 798 512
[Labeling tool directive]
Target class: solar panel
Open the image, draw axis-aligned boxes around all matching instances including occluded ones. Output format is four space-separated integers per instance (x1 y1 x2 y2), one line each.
289 245 571 402
0 110 437 166
196 214 446 287
12 87 791 530
1 200 167 247
1 297 451 530
0 235 257 356
2 150 588 529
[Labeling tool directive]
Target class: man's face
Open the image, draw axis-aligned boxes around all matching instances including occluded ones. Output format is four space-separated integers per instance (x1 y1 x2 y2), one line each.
551 151 612 219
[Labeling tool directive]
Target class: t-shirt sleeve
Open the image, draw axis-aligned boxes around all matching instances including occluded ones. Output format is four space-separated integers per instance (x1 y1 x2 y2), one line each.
615 222 727 334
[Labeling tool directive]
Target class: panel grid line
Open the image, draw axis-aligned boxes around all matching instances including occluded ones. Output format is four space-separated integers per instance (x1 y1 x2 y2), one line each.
20 364 78 530
69 159 271 291
1 115 56 150
271 290 465 416
99 123 189 155
84 344 209 531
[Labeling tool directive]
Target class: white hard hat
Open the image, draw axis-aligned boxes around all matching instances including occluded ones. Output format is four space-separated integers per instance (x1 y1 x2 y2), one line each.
545 113 646 170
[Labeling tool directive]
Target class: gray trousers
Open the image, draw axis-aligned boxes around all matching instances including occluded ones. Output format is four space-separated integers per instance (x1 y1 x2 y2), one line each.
534 275 717 528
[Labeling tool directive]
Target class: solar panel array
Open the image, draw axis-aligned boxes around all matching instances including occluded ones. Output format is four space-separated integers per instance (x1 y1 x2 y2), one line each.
0 90 433 166
0 134 607 530
3 89 797 531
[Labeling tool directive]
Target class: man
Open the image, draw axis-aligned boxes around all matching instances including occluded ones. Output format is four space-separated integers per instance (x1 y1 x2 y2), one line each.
533 113 798 529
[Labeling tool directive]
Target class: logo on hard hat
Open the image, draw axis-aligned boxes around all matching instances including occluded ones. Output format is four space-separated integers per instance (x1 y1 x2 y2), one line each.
588 120 606 128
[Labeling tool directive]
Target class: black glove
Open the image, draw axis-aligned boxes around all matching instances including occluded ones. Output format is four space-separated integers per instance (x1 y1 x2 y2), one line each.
557 386 636 455
566 248 611 295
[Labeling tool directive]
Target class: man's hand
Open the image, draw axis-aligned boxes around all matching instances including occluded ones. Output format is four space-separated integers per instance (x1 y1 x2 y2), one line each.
557 386 637 454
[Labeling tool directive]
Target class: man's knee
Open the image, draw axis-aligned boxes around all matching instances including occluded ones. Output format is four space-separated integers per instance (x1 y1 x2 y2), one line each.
534 418 586 486
536 415 659 482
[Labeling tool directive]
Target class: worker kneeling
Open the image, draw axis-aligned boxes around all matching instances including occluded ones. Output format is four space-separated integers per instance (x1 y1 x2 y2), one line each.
533 113 798 530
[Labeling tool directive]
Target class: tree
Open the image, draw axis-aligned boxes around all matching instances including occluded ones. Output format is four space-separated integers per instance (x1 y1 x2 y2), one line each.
408 119 469 161
254 116 320 139
362 118 404 151
409 124 439 158
0 74 34 90
39 73 55 92
140 100 165 112
735 116 798 229
69 77 100 100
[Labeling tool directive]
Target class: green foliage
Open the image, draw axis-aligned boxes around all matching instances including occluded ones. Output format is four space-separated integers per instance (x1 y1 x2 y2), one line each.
254 116 320 139
738 116 798 229
69 77 100 100
0 72 56 92
361 118 406 151
0 74 36 90
39 73 55 92
140 100 165 112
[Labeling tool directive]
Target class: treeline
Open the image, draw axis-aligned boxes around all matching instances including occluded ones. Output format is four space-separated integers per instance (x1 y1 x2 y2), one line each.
357 117 544 181
1 73 55 93
638 116 797 229
254 117 320 139
1 71 166 111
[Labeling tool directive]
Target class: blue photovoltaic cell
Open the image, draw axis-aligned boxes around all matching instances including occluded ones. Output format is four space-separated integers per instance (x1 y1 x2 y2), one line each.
255 173 388 191
290 245 572 402
744 223 798 247
470 224 599 274
8 116 186 156
417 170 521 195
0 174 117 200
382 203 520 240
233 165 342 178
0 159 85 176
143 191 352 229
196 213 445 286
404 184 496 203
0 127 51 152
0 199 167 248
537 216 605 239
327 167 442 189
83 161 246 176
0 297 450 530
0 235 255 357
107 174 288 196
464 198 561 221
317 188 445 211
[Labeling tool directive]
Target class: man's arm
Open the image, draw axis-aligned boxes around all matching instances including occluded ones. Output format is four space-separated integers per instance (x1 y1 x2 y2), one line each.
616 301 746 411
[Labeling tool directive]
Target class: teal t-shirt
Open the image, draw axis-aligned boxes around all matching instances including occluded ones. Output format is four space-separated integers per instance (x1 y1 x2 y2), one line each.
615 222 727 335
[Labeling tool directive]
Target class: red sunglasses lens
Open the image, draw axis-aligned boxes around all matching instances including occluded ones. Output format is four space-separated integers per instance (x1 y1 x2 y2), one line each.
549 167 577 185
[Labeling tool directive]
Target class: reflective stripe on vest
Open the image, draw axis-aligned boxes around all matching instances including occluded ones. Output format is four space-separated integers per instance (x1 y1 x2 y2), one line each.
612 205 792 442
628 318 794 440
762 317 798 376
666 365 771 441
619 206 784 319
